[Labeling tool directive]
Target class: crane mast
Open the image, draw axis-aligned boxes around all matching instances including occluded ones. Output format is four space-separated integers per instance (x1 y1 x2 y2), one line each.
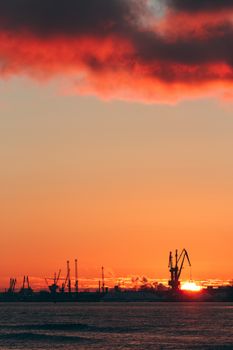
101 266 105 293
168 249 191 290
75 259 79 293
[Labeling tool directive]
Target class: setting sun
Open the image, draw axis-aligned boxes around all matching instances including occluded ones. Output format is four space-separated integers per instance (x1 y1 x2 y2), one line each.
181 282 202 292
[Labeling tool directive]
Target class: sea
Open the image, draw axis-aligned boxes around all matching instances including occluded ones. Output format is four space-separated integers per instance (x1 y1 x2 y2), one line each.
0 302 232 349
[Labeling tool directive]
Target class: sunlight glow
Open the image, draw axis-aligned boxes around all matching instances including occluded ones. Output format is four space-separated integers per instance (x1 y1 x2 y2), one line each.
181 281 202 292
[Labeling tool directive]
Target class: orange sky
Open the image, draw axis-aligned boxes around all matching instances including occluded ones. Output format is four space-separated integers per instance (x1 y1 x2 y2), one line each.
0 1 233 292
0 78 232 287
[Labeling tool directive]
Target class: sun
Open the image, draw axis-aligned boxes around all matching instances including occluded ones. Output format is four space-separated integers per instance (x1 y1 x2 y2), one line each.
181 281 202 292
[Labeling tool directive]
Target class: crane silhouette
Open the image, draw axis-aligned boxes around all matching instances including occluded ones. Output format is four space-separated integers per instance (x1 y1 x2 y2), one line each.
168 249 191 291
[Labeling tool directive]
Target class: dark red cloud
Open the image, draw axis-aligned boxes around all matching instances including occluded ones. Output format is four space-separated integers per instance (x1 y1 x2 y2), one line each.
0 0 232 102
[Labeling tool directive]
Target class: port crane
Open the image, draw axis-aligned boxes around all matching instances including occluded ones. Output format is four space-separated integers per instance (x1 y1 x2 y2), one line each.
7 278 17 293
168 249 191 290
20 276 33 295
60 260 71 294
60 260 79 294
46 259 78 295
45 269 61 294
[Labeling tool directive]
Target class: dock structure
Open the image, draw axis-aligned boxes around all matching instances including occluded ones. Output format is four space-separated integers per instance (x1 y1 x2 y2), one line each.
0 252 232 302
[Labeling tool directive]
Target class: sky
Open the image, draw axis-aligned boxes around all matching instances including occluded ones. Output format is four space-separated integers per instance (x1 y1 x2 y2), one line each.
0 1 233 288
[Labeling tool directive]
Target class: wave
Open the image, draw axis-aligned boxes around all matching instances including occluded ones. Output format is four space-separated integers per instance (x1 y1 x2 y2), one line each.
0 323 142 333
19 323 89 331
0 332 94 343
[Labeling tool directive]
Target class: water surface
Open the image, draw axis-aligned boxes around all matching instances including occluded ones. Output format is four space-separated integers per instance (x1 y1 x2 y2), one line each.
0 302 232 349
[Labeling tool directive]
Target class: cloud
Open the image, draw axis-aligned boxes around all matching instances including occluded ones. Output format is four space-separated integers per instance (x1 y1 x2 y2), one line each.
166 0 233 13
0 0 232 102
0 0 142 37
